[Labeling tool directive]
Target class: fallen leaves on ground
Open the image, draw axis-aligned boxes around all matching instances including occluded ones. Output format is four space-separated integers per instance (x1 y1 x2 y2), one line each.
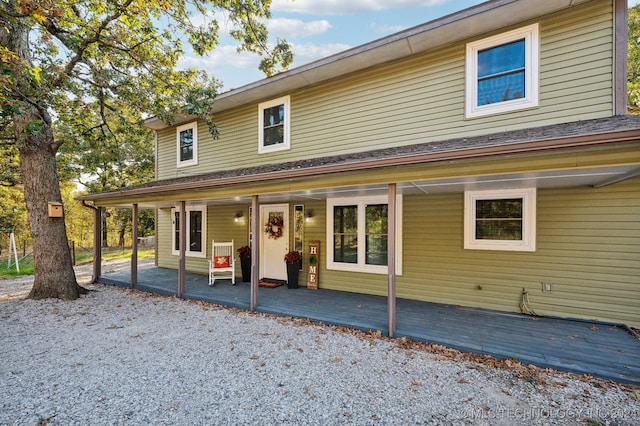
110 285 636 395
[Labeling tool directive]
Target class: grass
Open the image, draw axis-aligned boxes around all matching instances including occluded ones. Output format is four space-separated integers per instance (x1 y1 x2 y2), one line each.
0 255 35 278
74 247 155 265
0 247 154 279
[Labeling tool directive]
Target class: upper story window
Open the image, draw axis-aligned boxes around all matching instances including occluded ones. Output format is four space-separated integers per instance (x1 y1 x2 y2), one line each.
327 195 403 275
176 122 198 168
258 96 290 154
464 188 536 252
466 24 539 118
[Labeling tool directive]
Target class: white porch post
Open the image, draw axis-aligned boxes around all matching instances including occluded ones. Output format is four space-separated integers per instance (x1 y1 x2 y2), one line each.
178 201 186 298
131 203 138 288
250 195 260 310
388 183 397 337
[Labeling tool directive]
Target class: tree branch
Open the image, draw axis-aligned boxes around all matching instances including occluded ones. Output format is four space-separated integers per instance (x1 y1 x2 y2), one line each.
42 0 135 86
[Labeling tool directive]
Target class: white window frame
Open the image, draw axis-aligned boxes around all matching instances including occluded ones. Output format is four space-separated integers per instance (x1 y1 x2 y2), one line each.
258 95 290 154
326 195 403 275
171 205 207 258
464 188 536 252
176 122 198 168
465 24 539 119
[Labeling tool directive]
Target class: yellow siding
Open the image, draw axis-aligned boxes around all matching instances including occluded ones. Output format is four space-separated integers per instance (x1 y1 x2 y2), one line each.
150 0 637 327
157 202 326 282
155 1 615 179
394 179 640 328
308 197 405 294
156 208 174 268
157 177 639 327
157 204 252 276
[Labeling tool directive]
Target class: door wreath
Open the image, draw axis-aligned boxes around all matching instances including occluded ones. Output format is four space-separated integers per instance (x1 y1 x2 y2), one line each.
264 213 284 239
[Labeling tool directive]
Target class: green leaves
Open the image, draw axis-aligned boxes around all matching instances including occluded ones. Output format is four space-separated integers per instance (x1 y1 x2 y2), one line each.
1 0 292 150
56 99 155 191
260 38 294 77
0 144 20 187
629 5 640 114
0 184 28 238
189 20 220 56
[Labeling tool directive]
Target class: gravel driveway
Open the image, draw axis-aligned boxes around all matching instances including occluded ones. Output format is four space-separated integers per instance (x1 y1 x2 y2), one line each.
1 263 638 425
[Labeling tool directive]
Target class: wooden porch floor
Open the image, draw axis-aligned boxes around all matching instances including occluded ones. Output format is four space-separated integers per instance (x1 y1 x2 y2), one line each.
97 265 640 385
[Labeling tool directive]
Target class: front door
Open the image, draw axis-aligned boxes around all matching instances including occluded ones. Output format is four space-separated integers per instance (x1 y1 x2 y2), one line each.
259 204 289 280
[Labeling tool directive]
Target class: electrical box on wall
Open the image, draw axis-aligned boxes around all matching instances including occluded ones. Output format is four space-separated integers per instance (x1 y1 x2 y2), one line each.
48 202 63 218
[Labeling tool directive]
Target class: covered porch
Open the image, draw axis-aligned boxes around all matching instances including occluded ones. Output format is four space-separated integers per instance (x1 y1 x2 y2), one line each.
77 117 640 386
97 262 640 386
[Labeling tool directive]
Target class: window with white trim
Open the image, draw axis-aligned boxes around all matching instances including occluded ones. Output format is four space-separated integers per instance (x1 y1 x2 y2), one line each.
327 195 402 274
464 189 536 251
258 96 290 154
176 122 198 167
171 205 207 258
466 24 539 118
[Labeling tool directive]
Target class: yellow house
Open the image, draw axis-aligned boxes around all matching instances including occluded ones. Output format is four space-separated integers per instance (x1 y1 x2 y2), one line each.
80 0 640 330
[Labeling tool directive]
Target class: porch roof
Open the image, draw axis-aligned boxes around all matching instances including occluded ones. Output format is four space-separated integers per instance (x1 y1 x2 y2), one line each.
78 116 640 207
145 0 594 128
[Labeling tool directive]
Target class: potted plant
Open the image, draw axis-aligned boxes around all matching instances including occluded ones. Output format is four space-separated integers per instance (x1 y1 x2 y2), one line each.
237 245 252 283
284 250 302 289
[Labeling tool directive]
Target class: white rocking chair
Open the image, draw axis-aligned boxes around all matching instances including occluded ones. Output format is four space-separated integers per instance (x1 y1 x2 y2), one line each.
208 240 236 286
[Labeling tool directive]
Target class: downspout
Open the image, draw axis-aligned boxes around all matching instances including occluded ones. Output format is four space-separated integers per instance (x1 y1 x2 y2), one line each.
81 200 102 283
154 130 158 179
614 0 628 115
154 130 159 267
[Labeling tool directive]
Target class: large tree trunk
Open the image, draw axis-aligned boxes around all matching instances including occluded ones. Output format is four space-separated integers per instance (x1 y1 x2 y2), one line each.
118 225 126 247
17 116 81 300
3 10 82 300
102 212 109 247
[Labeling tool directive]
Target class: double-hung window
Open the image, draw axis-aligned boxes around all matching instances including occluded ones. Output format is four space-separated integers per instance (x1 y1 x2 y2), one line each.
464 189 536 251
327 195 402 274
171 205 207 258
466 24 539 118
258 96 290 153
176 122 198 167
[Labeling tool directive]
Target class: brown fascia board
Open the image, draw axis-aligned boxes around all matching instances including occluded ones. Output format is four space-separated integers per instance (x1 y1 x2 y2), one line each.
144 0 592 130
78 124 640 203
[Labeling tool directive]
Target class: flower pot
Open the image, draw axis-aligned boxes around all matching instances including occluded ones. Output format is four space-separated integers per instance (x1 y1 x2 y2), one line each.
240 257 251 283
286 261 300 289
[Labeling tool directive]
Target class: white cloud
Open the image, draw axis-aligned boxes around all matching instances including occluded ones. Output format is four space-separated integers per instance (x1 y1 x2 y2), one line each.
179 45 259 74
369 22 408 34
291 42 352 63
187 9 232 33
176 42 345 89
272 0 447 15
180 40 351 71
267 18 333 38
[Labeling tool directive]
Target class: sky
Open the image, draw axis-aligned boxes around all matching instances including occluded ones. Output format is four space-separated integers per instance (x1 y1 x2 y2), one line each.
182 0 640 91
